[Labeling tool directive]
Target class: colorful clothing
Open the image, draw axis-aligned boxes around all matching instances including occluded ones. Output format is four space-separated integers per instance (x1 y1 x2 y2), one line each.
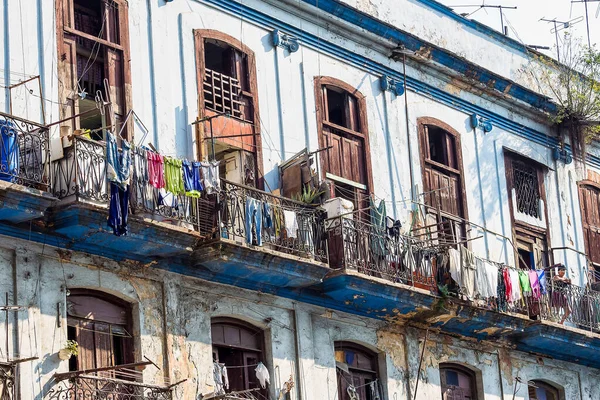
182 160 203 197
519 271 532 296
147 151 165 189
106 132 131 189
164 157 185 195
529 270 541 300
503 267 512 302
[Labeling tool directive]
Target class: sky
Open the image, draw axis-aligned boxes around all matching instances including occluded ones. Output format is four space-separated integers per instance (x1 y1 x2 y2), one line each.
436 0 600 60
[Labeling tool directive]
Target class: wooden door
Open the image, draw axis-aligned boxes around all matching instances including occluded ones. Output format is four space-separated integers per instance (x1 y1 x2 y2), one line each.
579 183 600 266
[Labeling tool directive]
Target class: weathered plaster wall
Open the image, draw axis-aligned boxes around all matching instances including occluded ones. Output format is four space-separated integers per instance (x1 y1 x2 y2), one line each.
0 238 599 399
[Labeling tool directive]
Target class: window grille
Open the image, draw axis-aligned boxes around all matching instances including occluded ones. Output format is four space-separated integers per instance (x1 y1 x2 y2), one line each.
203 68 244 120
512 160 541 218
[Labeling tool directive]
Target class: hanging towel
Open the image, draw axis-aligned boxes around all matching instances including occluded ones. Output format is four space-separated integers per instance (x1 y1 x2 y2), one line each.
529 270 541 300
147 151 165 189
475 258 491 298
164 157 185 195
519 270 532 296
182 160 203 197
460 246 477 299
537 269 547 295
370 198 387 256
448 248 462 289
106 132 131 189
283 210 298 238
509 269 522 303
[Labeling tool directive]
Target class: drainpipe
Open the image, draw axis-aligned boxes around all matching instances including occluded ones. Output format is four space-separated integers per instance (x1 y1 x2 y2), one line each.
4 0 11 113
37 0 45 123
299 62 311 153
291 305 304 400
472 125 490 258
493 140 510 264
553 158 568 274
382 90 398 218
146 0 160 149
402 54 416 205
273 46 286 160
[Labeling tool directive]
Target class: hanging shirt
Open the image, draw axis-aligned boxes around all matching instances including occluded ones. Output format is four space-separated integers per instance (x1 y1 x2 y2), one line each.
503 268 512 302
106 132 131 189
461 246 477 299
164 157 185 195
519 271 532 296
529 270 541 300
475 258 491 298
182 160 203 197
201 161 221 194
448 248 462 290
283 210 298 238
147 151 166 189
509 269 522 303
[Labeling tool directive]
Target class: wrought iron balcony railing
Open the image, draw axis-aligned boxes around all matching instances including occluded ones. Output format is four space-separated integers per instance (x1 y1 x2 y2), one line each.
0 112 50 189
46 375 173 400
51 136 214 232
539 280 600 332
214 179 328 263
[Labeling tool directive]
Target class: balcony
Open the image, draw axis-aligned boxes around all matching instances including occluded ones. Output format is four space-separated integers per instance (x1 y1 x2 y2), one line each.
193 179 331 289
0 112 54 224
46 375 173 400
50 136 205 260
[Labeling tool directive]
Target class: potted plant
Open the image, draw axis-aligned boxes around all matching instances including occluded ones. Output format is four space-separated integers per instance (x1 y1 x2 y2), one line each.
58 340 79 360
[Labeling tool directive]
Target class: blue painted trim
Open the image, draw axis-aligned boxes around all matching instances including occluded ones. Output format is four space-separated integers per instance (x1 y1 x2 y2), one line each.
197 0 600 169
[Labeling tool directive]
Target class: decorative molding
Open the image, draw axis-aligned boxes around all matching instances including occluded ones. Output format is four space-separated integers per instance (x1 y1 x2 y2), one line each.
272 29 300 53
470 113 493 133
379 75 405 96
552 147 573 164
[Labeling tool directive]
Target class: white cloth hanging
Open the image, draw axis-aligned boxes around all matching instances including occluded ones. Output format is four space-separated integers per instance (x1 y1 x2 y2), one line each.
283 210 298 238
255 362 270 389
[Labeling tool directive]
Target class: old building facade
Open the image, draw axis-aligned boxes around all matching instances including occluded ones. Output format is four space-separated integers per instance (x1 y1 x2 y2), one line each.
0 0 599 399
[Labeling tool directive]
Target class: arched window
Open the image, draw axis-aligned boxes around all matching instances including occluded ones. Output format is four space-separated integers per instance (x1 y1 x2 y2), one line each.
194 30 261 187
315 77 373 208
439 364 477 400
418 118 468 244
334 342 381 400
528 380 560 400
66 290 134 372
211 318 265 395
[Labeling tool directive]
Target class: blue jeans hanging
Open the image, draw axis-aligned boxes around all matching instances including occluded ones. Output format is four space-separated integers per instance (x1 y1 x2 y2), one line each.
106 132 131 189
245 197 262 246
108 182 129 236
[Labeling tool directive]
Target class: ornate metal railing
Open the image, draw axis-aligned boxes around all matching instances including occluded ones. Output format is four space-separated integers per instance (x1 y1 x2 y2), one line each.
326 215 436 288
51 136 214 231
46 375 173 400
0 112 50 189
216 179 328 263
539 280 600 332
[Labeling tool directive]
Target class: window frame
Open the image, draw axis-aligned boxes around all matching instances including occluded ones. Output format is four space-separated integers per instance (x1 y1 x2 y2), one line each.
504 151 551 270
66 289 135 373
577 180 600 277
334 341 381 400
211 318 266 395
193 29 263 188
55 0 132 139
417 117 469 243
439 363 478 400
528 380 562 400
314 76 374 203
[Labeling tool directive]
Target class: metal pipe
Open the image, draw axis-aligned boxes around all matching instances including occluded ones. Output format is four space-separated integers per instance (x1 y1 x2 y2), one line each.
403 54 416 203
412 328 429 400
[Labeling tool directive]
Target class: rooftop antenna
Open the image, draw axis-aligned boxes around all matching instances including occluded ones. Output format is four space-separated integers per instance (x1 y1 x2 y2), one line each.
450 4 518 35
571 0 600 47
540 16 584 61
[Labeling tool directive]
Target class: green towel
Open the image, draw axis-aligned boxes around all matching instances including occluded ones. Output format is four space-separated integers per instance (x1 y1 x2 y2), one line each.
165 157 185 195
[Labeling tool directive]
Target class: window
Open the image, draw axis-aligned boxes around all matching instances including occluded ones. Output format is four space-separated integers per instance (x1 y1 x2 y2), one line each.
439 364 477 400
418 118 467 244
194 30 261 187
211 319 265 395
528 380 561 400
335 342 381 400
315 77 372 208
66 290 134 372
578 182 600 279
56 0 131 138
505 152 550 270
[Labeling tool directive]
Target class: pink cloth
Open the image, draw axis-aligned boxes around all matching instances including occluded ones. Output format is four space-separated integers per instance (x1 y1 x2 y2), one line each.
147 152 165 189
528 270 541 300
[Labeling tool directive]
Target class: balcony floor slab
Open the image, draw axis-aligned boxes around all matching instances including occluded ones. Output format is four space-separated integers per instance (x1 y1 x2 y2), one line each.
0 180 55 223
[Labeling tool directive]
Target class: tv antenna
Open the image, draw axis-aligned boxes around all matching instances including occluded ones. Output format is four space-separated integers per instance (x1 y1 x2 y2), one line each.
540 16 584 61
450 4 518 35
571 0 600 47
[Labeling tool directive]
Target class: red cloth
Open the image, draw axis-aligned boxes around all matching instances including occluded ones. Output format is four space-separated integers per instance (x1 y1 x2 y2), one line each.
147 152 165 189
503 268 512 302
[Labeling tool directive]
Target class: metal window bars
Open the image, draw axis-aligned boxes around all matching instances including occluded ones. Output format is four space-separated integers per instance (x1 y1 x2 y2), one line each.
46 375 173 400
512 160 541 218
203 68 245 120
0 112 50 190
